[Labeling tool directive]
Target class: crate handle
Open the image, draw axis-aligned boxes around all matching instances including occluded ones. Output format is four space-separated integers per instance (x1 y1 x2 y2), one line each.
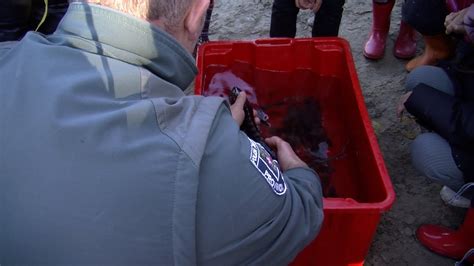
254 38 293 46
324 198 360 207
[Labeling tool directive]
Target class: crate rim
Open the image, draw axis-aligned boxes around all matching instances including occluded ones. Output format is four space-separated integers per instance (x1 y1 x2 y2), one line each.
195 37 396 214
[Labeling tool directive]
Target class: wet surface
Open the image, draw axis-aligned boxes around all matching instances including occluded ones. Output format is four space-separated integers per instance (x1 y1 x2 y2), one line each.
264 96 336 197
205 67 346 197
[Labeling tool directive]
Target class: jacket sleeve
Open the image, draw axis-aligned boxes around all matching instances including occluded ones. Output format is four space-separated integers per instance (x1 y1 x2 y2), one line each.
0 41 17 58
405 83 474 148
196 103 324 266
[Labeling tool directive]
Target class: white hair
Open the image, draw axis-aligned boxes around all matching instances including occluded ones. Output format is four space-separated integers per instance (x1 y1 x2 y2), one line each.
74 0 193 31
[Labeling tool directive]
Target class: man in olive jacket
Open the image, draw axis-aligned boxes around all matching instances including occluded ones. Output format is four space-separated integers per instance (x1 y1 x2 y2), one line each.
0 0 324 264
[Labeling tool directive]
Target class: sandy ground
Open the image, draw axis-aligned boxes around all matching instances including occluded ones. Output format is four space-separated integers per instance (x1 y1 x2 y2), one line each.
208 1 467 265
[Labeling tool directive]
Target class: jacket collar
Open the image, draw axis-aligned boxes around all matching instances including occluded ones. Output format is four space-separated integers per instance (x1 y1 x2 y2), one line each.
54 3 197 91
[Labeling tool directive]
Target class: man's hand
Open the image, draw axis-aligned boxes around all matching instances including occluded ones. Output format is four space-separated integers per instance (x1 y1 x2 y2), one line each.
445 8 469 35
265 136 308 171
229 91 261 126
396 91 413 119
230 91 246 126
295 0 323 12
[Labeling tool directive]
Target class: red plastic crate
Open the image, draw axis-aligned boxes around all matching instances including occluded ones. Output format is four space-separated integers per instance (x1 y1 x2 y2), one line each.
195 38 395 265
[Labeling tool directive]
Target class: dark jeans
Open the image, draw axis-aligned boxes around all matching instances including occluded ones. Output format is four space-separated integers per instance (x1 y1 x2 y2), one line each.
270 0 345 37
0 0 68 42
402 0 447 36
199 0 214 43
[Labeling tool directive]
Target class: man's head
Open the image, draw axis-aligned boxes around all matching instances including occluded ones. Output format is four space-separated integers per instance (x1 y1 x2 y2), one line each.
81 0 210 53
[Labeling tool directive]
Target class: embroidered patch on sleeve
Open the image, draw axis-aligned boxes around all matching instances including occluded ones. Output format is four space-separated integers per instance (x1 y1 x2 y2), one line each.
248 137 287 195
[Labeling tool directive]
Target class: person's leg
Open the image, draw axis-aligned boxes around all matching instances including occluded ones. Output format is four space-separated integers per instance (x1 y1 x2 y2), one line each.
0 0 32 41
199 0 214 43
406 66 473 206
405 65 455 95
411 132 465 191
403 0 447 36
403 0 454 71
393 7 417 59
270 0 299 38
363 0 395 59
417 206 474 262
194 0 214 56
311 0 345 37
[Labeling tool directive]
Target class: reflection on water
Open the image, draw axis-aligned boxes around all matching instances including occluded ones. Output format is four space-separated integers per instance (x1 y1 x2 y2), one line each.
204 66 345 197
205 70 260 106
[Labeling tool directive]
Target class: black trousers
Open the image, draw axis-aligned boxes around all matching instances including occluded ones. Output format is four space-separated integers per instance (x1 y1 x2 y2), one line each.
0 0 68 41
402 0 447 36
270 0 345 37
200 0 214 42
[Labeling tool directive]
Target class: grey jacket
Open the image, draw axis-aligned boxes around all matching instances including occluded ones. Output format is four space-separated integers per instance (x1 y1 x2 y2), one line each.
0 3 324 265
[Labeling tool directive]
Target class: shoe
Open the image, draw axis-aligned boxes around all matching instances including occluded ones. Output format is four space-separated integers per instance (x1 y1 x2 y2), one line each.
440 186 471 208
394 21 417 59
416 208 474 262
363 0 395 60
405 34 453 72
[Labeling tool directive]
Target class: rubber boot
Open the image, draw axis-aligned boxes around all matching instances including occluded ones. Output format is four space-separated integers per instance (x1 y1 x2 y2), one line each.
405 34 453 72
394 21 417 59
363 0 395 60
416 208 474 262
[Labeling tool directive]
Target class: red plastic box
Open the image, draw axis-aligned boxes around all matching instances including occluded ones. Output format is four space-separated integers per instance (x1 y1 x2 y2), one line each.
195 38 395 265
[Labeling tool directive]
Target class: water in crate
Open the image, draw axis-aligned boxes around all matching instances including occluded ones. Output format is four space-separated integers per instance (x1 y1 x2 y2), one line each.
203 66 346 197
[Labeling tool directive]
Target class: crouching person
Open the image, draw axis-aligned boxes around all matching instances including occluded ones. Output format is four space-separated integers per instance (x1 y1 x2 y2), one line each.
396 4 474 262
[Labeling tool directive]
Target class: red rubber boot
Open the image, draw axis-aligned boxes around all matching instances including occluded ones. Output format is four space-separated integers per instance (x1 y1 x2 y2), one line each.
416 208 474 262
394 21 417 59
363 0 395 60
